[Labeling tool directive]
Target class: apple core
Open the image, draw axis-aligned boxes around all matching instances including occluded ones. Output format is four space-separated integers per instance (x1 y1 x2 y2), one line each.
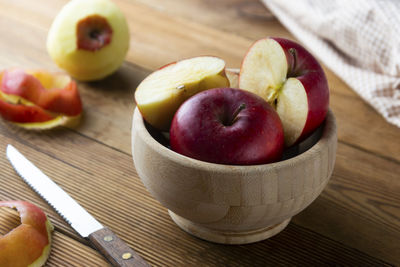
77 15 112 51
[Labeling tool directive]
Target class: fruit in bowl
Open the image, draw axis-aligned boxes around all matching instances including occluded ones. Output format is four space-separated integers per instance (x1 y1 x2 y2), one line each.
46 0 130 81
239 37 329 146
132 38 336 244
135 56 230 131
132 106 337 244
170 87 284 165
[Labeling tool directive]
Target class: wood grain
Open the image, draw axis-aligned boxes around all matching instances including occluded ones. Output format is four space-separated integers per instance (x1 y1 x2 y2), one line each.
0 117 396 266
0 0 398 266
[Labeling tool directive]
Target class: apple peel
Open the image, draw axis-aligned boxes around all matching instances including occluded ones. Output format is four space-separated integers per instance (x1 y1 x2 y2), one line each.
0 201 54 267
0 69 83 130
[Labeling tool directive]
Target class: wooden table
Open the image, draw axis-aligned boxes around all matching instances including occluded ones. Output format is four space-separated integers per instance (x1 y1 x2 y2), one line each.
0 0 399 266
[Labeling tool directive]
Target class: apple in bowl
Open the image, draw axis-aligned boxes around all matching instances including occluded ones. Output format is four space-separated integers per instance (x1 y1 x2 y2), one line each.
131 39 336 244
132 106 337 244
135 56 230 131
170 87 284 165
239 37 329 146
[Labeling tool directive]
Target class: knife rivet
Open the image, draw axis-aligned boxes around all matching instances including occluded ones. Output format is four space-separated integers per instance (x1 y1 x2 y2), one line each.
104 235 113 242
122 252 132 260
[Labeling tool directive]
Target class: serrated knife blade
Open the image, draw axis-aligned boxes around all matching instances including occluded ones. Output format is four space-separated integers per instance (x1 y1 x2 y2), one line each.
6 144 150 267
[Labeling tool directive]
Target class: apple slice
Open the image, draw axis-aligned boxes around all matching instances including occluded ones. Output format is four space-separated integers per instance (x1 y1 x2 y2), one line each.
239 37 329 146
135 56 230 130
0 201 54 267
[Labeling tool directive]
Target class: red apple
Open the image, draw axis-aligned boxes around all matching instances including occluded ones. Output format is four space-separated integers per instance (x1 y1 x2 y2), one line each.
170 87 284 165
239 37 329 146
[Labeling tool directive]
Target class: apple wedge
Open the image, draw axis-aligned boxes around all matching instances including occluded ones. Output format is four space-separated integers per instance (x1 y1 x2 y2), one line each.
135 56 230 130
239 37 329 146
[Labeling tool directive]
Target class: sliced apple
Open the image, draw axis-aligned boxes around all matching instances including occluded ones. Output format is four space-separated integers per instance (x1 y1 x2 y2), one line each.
0 201 54 267
135 56 230 130
239 37 329 146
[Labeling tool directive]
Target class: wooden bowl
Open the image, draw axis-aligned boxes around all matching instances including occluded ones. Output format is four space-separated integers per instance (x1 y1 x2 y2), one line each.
131 107 337 244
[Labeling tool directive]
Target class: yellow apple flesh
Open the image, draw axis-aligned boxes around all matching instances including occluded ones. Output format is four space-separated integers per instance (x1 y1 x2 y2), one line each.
135 56 230 130
46 0 130 81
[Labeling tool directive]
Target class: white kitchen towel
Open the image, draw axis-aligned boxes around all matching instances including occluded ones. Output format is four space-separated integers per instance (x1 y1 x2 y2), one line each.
261 0 400 128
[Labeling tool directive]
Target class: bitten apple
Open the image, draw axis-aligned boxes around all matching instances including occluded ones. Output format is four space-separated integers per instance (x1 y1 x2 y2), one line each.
47 0 130 81
135 56 230 130
239 37 329 146
0 201 54 267
170 87 284 165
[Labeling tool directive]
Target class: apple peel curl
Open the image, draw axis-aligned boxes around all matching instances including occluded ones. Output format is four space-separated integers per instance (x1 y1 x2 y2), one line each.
0 201 54 267
0 69 82 129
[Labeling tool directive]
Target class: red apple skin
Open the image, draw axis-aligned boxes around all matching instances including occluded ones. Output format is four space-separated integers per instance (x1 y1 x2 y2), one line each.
272 37 329 144
0 100 54 123
170 87 284 165
1 69 82 116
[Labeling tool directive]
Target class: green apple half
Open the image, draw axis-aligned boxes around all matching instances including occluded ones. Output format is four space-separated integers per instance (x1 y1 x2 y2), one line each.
46 0 130 81
135 56 230 130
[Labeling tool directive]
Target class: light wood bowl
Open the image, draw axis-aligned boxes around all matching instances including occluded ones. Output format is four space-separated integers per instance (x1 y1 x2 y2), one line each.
131 107 337 244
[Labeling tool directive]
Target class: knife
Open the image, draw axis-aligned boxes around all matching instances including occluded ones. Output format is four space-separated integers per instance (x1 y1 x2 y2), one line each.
6 144 150 267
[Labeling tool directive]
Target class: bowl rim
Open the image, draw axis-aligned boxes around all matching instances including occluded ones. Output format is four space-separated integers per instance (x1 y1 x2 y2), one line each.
132 106 337 174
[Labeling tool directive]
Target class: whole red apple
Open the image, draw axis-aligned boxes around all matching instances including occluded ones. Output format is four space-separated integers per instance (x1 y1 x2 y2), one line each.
170 88 284 165
239 37 329 146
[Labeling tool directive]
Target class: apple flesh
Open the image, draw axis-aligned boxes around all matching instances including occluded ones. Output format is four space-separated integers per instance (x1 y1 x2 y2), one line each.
239 37 329 146
135 56 230 131
46 0 130 81
0 201 53 267
170 87 284 165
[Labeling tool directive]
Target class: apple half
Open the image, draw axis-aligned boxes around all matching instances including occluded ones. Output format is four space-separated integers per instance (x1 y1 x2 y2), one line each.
0 201 54 267
239 37 329 146
135 56 230 130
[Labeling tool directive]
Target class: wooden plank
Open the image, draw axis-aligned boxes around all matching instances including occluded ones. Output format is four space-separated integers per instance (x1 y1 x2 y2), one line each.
294 141 400 264
0 121 397 265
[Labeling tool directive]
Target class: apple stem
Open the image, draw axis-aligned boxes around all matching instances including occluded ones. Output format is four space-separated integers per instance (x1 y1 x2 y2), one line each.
289 48 297 76
229 103 246 125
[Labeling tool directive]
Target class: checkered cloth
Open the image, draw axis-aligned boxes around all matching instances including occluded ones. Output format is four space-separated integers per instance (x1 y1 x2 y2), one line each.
261 0 400 128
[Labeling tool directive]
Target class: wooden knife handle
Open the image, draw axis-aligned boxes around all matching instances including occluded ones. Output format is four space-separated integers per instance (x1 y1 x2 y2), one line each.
89 227 150 267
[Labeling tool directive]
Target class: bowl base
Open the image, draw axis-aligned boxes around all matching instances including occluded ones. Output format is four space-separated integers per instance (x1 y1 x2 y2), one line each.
169 210 291 245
